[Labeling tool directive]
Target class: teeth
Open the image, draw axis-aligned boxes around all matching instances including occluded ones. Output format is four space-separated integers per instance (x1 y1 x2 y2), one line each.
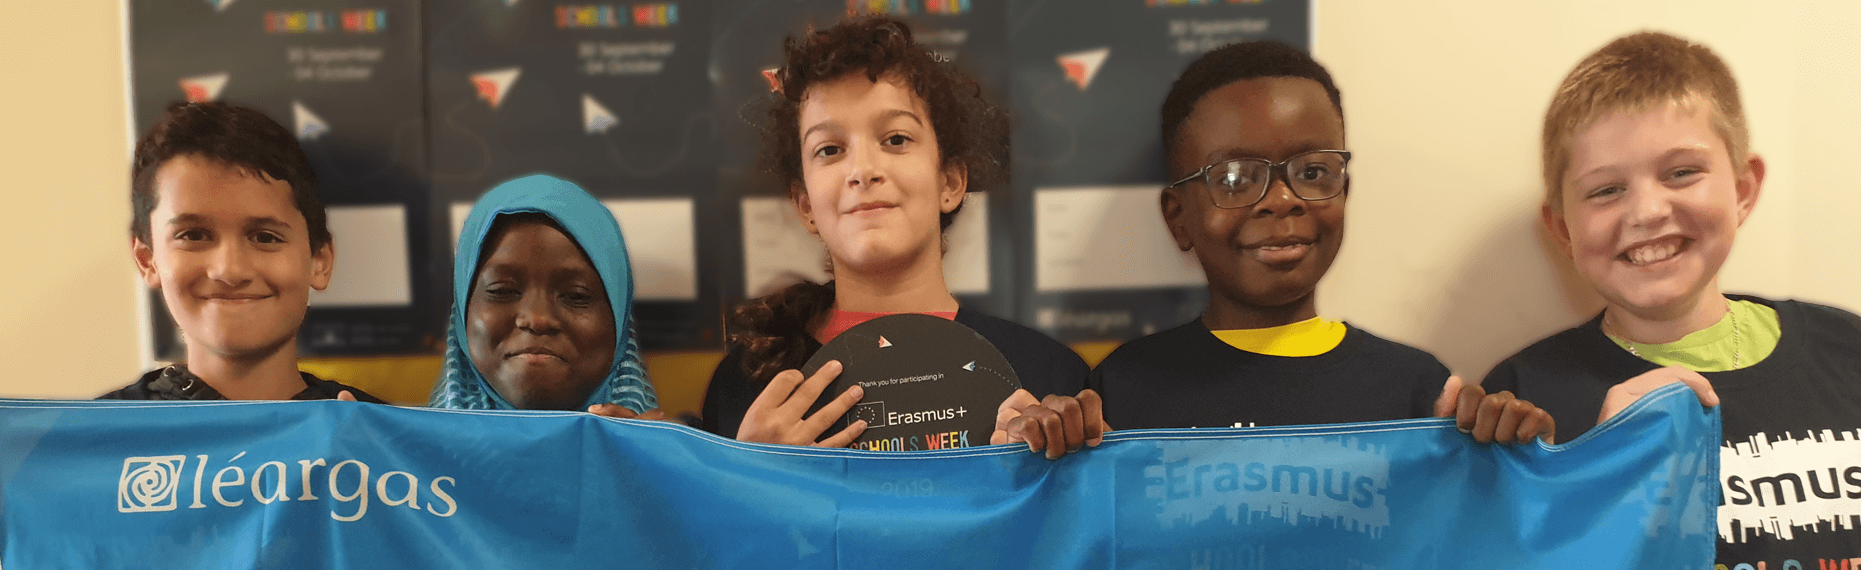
1624 240 1681 265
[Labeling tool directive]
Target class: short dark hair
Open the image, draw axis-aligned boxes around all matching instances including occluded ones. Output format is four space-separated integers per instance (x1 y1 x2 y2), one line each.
760 15 1008 231
131 101 330 251
1160 41 1344 166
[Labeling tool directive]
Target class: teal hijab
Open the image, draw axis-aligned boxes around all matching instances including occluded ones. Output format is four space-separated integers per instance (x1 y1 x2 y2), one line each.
428 174 657 412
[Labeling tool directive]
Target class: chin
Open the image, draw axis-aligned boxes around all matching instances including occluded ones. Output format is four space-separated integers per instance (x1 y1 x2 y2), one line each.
199 335 296 359
1600 282 1711 319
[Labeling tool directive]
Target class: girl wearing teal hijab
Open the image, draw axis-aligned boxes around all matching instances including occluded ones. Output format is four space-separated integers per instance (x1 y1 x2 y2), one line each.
430 174 657 412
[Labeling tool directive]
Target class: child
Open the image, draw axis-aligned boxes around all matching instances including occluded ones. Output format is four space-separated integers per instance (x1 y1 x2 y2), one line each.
1483 32 1861 565
429 174 660 415
701 16 1103 458
104 101 383 403
1091 41 1550 443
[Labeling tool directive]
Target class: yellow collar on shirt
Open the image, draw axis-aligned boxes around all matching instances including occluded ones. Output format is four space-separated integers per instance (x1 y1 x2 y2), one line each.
1209 316 1347 357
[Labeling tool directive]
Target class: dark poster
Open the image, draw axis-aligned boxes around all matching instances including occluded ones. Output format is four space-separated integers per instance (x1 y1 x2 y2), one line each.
130 0 437 357
1006 0 1309 343
426 0 720 348
711 0 1014 318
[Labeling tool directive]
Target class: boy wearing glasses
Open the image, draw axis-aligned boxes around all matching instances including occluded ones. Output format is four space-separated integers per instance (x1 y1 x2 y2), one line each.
1090 41 1552 441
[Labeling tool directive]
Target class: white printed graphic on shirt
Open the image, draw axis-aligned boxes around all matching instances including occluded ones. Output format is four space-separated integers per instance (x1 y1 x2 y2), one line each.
1719 429 1861 543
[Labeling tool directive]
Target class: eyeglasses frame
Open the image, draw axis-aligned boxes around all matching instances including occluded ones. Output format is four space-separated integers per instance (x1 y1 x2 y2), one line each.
1165 149 1353 209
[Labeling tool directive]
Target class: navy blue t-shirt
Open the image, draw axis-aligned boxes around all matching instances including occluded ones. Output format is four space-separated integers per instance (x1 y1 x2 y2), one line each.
1089 319 1447 430
1484 296 1861 567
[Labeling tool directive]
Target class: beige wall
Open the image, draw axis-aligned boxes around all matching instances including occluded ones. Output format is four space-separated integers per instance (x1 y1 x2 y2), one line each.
0 0 144 398
1 0 1856 398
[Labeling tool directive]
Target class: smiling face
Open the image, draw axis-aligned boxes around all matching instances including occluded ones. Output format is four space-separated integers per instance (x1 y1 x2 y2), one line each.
1547 99 1761 322
465 219 616 410
793 73 966 278
1163 77 1346 327
133 154 333 361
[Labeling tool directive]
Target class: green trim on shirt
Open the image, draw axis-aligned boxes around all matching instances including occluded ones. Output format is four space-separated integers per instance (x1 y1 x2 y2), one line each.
1607 300 1780 372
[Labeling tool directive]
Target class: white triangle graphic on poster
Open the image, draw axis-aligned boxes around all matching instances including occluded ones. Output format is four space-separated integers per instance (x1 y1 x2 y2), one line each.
470 67 522 109
878 336 892 348
207 0 238 13
1057 47 1110 91
582 93 618 134
292 101 329 141
963 361 975 372
179 72 230 102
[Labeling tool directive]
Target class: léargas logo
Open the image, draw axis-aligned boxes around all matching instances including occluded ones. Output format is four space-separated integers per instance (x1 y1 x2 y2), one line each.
117 452 458 521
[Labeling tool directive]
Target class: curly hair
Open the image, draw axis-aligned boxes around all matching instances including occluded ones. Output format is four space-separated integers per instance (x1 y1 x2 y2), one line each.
732 15 1006 384
131 101 330 252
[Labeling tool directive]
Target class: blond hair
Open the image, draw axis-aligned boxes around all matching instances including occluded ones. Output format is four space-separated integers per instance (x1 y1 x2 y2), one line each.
1541 31 1749 212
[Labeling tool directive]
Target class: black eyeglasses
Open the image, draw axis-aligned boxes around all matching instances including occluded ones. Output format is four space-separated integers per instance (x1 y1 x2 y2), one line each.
1166 150 1352 209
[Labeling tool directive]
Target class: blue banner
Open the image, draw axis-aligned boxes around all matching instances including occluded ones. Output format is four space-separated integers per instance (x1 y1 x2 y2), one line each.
1 383 1717 568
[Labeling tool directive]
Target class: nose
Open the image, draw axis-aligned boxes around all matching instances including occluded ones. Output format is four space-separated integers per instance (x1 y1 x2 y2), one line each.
844 142 884 188
205 241 255 286
1250 170 1304 218
514 291 562 335
1622 179 1673 228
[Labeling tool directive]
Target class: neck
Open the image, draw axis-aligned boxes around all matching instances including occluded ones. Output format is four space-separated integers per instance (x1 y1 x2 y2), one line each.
183 340 307 400
1602 288 1729 345
1202 291 1318 331
831 249 959 314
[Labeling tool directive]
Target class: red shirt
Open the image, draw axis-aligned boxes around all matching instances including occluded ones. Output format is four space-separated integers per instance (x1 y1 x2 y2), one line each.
815 309 958 343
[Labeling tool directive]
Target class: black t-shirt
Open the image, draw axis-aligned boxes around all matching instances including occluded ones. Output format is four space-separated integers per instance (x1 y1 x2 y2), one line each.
100 365 388 403
700 308 1090 439
1088 319 1447 430
1483 296 1861 566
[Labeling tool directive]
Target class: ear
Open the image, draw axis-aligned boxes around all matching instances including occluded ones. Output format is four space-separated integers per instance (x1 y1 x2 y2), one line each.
310 240 336 291
132 237 162 288
1161 187 1193 252
1541 203 1573 260
939 162 969 213
1734 153 1765 227
791 183 819 236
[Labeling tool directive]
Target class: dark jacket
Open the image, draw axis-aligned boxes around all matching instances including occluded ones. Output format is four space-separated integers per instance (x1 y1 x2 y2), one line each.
100 365 388 403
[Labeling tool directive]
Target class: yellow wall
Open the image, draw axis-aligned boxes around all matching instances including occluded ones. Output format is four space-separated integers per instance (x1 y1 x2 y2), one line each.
3 1 1857 407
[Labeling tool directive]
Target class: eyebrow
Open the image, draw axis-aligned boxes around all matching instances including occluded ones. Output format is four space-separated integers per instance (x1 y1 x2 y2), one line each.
1571 144 1714 182
162 213 295 231
1207 141 1336 163
879 109 925 127
799 109 926 142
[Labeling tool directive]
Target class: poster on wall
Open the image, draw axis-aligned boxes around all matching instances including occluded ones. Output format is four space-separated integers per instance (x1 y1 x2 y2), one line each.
129 0 438 358
1007 0 1310 344
711 0 1013 317
426 0 720 349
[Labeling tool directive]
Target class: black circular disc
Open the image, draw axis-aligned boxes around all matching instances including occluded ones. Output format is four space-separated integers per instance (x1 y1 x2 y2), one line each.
802 314 1021 451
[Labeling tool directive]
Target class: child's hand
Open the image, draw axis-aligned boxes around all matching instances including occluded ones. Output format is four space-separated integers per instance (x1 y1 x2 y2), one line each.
1596 366 1719 424
1433 376 1556 445
990 389 1110 460
736 360 868 447
586 404 668 421
337 391 357 402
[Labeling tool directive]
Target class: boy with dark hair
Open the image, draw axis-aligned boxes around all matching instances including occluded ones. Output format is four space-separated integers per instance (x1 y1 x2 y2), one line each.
1484 31 1861 566
1091 41 1550 442
105 101 384 403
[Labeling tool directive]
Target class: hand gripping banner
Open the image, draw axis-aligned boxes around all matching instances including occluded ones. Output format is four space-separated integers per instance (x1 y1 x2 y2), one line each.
1 383 1717 568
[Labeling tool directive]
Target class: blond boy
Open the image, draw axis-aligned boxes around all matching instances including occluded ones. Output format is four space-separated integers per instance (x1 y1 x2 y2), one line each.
1484 32 1861 566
